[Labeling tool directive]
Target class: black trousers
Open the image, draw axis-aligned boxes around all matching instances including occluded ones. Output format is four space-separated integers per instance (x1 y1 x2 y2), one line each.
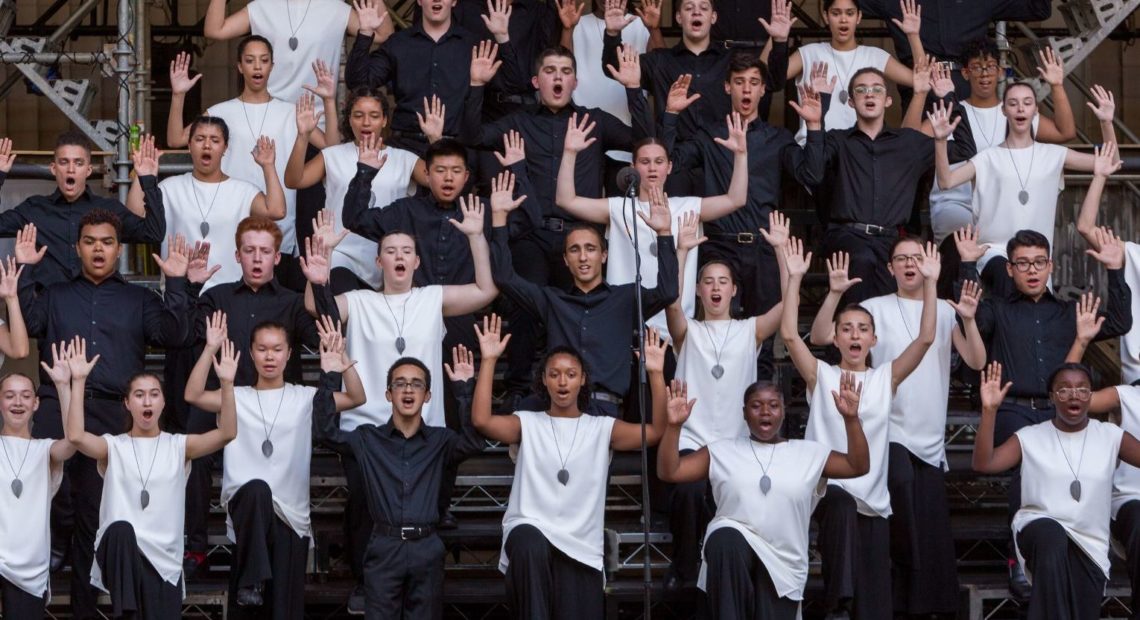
0 575 46 618
95 521 183 619
887 443 959 616
820 227 898 306
227 480 309 619
1017 518 1106 620
185 402 220 555
363 531 446 620
668 450 714 582
1111 499 1140 619
293 143 327 254
698 235 779 380
701 528 799 620
504 524 604 620
341 451 371 583
813 485 891 619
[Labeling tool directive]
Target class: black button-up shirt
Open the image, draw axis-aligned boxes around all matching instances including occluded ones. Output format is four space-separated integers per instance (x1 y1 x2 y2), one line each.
345 22 528 135
972 267 1132 398
315 373 483 527
489 225 678 396
459 88 651 219
711 1 771 45
191 278 320 386
662 114 824 233
20 271 190 398
0 174 166 289
861 0 1052 63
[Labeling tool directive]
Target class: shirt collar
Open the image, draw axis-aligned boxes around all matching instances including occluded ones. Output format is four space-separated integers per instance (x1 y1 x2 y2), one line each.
75 270 127 286
847 124 900 140
569 281 610 296
1009 288 1058 304
50 187 93 205
234 278 280 294
381 420 428 440
410 20 463 42
670 40 722 58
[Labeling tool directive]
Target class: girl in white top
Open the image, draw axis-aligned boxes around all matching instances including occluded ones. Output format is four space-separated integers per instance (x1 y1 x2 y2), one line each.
658 377 869 618
472 316 671 619
285 89 428 289
973 362 1140 620
0 372 74 617
780 236 938 619
930 80 1118 295
53 337 236 619
132 116 287 292
165 39 338 256
555 112 749 341
184 312 365 613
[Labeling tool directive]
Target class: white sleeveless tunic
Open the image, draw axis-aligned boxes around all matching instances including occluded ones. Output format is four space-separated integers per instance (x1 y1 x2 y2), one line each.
806 360 893 517
1120 242 1140 384
604 195 701 342
322 142 419 288
206 97 300 254
158 175 259 291
93 433 191 591
1013 419 1122 582
0 438 61 597
699 437 831 600
675 317 757 451
341 286 445 430
222 384 317 541
500 411 616 574
794 43 890 145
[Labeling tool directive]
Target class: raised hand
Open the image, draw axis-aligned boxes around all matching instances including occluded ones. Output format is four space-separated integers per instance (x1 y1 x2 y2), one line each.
564 112 597 153
252 136 276 168
153 234 190 278
357 131 388 170
676 211 706 253
1093 142 1122 178
604 0 636 35
1036 46 1064 87
638 185 672 235
931 60 954 98
948 279 981 320
186 240 220 284
14 224 45 265
490 170 527 215
1075 291 1105 344
555 0 586 30
635 0 662 29
482 0 514 42
605 43 642 89
169 51 202 95
352 0 388 35
493 130 526 167
1087 226 1125 269
953 225 990 263
759 210 790 249
451 195 486 237
1087 84 1116 123
759 0 797 42
65 337 100 381
665 74 701 114
296 93 323 136
299 234 333 285
825 252 862 294
917 241 941 282
303 59 338 100
205 310 228 352
0 256 19 300
474 313 512 359
808 61 836 95
783 236 812 277
789 84 824 125
312 208 350 252
443 344 476 382
665 379 697 426
911 56 932 94
212 339 240 384
132 134 162 177
713 112 748 154
40 340 72 386
979 361 1012 411
926 100 960 140
470 40 503 87
831 370 863 419
317 316 354 373
416 95 446 144
642 326 667 373
0 138 14 173
892 0 922 36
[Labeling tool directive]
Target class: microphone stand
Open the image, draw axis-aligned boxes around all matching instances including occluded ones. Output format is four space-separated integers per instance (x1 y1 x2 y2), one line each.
624 177 653 619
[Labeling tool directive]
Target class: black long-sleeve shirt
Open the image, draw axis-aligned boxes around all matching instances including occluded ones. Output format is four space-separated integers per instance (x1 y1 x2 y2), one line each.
662 114 824 233
712 1 772 44
344 22 528 136
20 271 190 398
459 87 651 219
601 38 788 141
489 225 677 397
315 372 484 527
0 173 166 289
971 266 1132 398
860 0 1052 63
191 279 320 386
340 162 539 286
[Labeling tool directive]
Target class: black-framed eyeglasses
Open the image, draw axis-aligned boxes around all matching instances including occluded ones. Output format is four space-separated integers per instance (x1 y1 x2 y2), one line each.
890 253 922 265
390 380 427 392
1010 258 1050 272
968 63 1000 75
1053 387 1092 401
852 85 887 97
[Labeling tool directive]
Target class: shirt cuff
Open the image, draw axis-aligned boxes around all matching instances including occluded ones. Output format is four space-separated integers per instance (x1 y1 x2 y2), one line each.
355 163 381 178
138 175 159 190
321 370 343 390
492 225 511 240
450 378 475 398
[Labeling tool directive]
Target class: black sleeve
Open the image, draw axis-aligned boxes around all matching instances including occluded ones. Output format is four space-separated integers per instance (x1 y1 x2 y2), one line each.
626 89 653 142
294 298 322 350
660 114 703 170
145 277 191 348
17 270 46 339
345 34 392 91
490 226 550 319
446 378 486 464
765 40 789 92
491 41 532 95
946 102 977 164
505 163 542 240
781 130 826 190
341 163 407 240
992 0 1052 21
974 297 995 343
313 370 352 454
1096 267 1133 340
641 234 679 317
119 175 167 244
313 283 341 324
0 179 30 236
190 290 220 348
458 87 511 149
600 33 623 84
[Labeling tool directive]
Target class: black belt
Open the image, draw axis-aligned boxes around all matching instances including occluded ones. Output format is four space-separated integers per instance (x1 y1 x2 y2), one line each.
709 231 758 244
376 524 436 540
84 389 122 401
591 390 623 406
723 39 766 49
935 59 963 71
1005 396 1053 411
541 216 569 232
835 222 899 238
388 130 454 143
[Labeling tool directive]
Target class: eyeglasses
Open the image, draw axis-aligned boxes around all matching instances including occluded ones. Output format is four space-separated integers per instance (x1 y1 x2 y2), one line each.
968 63 1000 75
852 85 887 97
1053 387 1092 401
890 253 922 265
390 380 427 392
1010 258 1050 272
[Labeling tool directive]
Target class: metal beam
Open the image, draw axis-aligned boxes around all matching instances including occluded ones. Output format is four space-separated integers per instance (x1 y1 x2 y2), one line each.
0 52 108 63
0 0 103 101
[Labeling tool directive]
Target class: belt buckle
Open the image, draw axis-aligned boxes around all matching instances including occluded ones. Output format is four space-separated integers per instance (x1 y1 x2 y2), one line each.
736 232 755 244
400 526 417 540
863 224 884 235
546 218 564 232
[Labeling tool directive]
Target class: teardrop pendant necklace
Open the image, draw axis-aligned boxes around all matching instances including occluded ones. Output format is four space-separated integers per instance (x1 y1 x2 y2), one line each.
284 0 314 51
701 320 734 380
190 177 222 237
0 434 30 498
128 433 161 510
747 436 777 495
1005 141 1036 206
1053 426 1088 502
548 414 582 486
380 289 410 354
255 386 287 458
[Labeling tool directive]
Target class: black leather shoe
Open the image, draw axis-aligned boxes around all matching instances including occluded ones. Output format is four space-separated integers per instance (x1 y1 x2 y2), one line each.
236 584 263 607
1009 561 1032 600
49 548 66 573
346 584 366 615
438 511 458 530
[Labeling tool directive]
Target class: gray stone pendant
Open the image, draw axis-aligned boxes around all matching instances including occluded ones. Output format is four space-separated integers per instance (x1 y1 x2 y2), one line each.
649 241 658 257
557 468 570 486
1018 190 1029 205
262 439 274 458
200 221 210 237
759 474 772 495
1070 480 1082 502
140 489 150 510
838 90 849 105
395 336 406 354
711 364 725 380
10 478 21 498
289 37 299 51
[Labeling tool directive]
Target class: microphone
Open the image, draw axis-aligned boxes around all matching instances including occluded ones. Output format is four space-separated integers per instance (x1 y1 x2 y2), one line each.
616 166 640 196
